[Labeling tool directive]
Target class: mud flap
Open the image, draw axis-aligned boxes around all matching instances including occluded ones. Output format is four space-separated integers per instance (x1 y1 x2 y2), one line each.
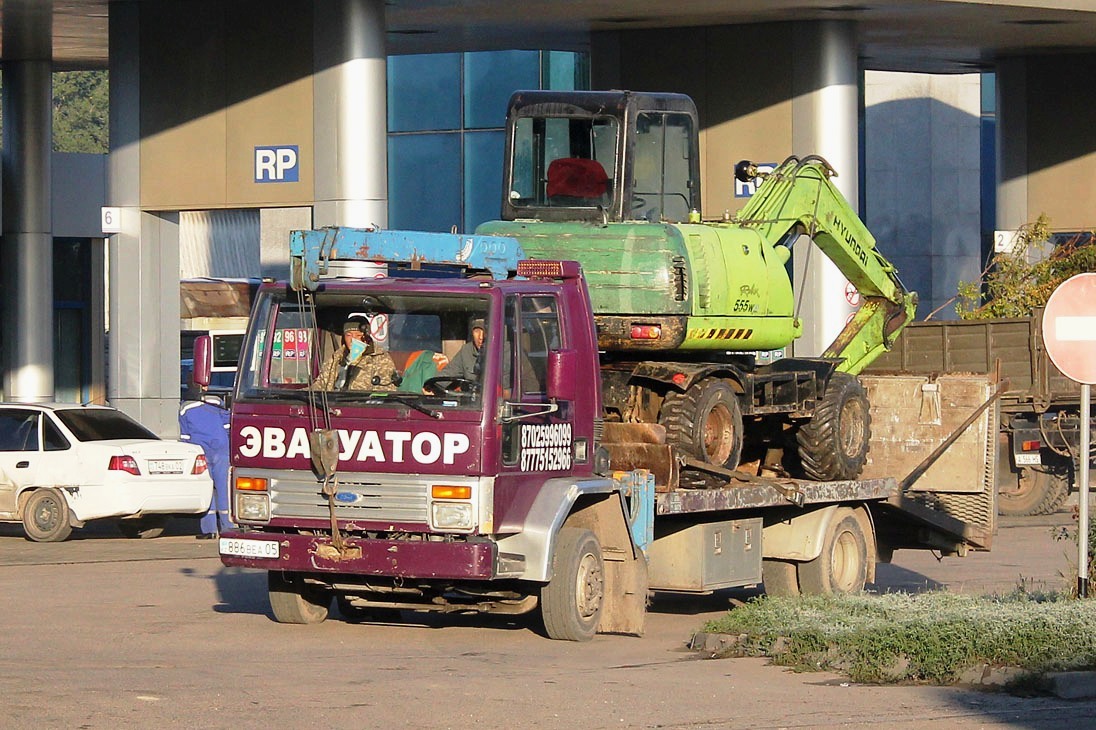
599 551 649 637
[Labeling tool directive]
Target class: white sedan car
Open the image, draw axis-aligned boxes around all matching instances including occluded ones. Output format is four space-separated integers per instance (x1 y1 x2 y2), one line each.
0 403 213 542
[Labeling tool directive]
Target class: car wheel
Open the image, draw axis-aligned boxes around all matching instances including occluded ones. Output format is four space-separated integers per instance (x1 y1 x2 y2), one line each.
23 488 73 542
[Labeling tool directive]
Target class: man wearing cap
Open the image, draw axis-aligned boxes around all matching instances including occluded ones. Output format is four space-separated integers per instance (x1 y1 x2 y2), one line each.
315 315 399 391
439 317 486 381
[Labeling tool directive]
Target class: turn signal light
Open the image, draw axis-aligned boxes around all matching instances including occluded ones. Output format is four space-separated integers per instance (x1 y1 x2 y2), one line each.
236 476 269 492
431 485 472 500
630 324 662 340
1020 439 1042 452
192 454 209 475
108 455 140 476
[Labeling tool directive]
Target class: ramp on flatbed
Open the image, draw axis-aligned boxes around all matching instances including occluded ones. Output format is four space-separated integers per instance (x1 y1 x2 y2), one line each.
609 372 998 555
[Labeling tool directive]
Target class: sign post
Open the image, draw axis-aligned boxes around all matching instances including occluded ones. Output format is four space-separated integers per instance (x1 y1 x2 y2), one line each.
1042 273 1096 598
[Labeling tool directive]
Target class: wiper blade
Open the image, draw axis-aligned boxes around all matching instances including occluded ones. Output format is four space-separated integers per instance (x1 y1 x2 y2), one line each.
383 393 442 419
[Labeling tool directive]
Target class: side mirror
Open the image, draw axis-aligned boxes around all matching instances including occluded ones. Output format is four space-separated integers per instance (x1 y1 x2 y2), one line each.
192 334 212 388
546 349 578 401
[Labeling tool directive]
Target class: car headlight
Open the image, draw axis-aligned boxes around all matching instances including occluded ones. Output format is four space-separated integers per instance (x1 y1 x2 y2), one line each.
236 493 270 522
431 502 473 530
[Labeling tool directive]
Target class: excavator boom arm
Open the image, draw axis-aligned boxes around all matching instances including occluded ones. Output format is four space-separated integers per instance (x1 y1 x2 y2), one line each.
733 156 918 374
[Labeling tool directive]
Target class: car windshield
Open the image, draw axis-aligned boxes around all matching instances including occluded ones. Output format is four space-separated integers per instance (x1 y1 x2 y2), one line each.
54 408 159 441
237 289 491 410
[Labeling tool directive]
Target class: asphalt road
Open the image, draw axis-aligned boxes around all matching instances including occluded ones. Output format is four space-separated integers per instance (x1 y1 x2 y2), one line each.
1 512 1094 729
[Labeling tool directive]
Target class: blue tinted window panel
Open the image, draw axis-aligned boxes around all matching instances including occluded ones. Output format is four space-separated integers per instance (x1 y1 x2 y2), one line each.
547 51 583 90
464 51 539 129
464 130 505 232
388 53 462 132
388 134 462 232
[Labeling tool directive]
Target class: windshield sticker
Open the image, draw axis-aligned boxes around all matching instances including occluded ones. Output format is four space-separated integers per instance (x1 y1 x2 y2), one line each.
368 313 389 344
520 422 572 471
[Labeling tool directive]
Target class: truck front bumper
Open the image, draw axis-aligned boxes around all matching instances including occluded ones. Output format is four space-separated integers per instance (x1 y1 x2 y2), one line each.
218 529 498 580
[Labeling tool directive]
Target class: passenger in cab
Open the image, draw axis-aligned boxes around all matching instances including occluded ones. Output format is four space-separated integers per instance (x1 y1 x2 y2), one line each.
438 317 486 381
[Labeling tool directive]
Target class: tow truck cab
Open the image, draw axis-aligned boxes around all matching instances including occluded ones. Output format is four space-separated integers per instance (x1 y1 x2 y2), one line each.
222 260 614 583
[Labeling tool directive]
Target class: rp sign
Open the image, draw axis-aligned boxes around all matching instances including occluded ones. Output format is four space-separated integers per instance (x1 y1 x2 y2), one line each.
254 145 299 183
1042 272 1096 385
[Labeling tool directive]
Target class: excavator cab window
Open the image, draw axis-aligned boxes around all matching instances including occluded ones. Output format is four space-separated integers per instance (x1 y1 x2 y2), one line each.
631 112 695 223
509 115 618 212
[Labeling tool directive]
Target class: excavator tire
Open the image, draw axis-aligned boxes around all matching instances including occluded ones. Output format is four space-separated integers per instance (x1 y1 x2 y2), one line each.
659 378 744 471
796 373 871 482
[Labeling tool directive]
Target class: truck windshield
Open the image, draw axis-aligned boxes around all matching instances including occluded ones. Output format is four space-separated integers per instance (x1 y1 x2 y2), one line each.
509 115 618 211
236 290 491 409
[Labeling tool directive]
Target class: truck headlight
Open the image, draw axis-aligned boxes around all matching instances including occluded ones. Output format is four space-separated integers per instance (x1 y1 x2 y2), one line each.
431 502 473 530
236 493 270 522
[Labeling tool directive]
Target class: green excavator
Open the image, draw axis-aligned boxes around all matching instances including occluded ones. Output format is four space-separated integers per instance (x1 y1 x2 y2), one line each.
476 90 917 481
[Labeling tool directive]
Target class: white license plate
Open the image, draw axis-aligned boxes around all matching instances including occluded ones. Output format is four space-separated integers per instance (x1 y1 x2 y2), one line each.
219 537 280 559
1015 453 1042 465
147 459 184 474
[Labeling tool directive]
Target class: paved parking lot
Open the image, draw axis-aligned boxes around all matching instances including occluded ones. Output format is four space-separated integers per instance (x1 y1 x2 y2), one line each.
0 511 1092 729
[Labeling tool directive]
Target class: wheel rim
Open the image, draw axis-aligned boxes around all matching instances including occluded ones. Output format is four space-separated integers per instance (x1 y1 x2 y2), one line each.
703 402 735 465
830 529 862 593
838 399 866 458
574 550 604 620
1009 468 1041 498
33 495 61 532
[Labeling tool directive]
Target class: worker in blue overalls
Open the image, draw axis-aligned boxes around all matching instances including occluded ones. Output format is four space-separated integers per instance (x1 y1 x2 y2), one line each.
179 390 232 539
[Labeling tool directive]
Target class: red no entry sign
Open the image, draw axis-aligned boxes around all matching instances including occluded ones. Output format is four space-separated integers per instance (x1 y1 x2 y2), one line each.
1042 272 1096 385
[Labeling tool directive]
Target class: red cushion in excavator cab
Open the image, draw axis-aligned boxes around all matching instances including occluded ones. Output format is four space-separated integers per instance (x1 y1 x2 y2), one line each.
546 158 609 200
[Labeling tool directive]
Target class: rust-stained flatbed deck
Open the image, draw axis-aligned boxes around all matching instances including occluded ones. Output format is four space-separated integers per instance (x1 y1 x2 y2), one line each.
655 476 898 515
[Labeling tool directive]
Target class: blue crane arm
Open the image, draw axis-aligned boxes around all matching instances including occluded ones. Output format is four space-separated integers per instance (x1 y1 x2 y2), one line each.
289 226 527 291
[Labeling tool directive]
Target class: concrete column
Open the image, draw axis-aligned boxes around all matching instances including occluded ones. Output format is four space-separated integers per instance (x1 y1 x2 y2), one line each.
107 1 180 436
790 20 860 358
1 1 53 402
312 0 388 228
995 58 1028 231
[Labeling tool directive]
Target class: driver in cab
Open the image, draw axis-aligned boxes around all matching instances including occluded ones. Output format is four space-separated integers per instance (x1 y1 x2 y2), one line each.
315 315 398 391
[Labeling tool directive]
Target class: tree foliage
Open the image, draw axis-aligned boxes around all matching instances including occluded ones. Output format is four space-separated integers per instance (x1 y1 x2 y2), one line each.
955 214 1096 320
52 70 109 153
0 70 109 153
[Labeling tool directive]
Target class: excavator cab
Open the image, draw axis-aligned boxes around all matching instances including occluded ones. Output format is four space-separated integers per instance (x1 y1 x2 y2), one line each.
501 90 701 224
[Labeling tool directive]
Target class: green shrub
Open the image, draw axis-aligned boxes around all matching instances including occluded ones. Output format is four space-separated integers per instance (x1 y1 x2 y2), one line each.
955 214 1096 320
703 591 1096 684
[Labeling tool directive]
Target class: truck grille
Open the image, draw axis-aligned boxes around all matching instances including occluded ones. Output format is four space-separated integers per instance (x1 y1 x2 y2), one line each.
269 473 430 524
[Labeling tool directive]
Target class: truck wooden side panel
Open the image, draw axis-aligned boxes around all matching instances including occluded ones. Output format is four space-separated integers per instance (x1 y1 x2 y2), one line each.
866 312 1079 411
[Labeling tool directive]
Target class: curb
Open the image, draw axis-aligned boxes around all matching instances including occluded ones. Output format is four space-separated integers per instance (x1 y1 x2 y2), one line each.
1043 671 1096 699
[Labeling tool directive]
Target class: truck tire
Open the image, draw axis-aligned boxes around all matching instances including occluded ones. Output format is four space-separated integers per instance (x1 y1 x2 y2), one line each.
660 378 744 471
118 516 169 539
796 373 870 481
762 559 800 597
797 508 871 595
22 488 73 542
268 571 331 624
540 527 604 641
998 464 1071 517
